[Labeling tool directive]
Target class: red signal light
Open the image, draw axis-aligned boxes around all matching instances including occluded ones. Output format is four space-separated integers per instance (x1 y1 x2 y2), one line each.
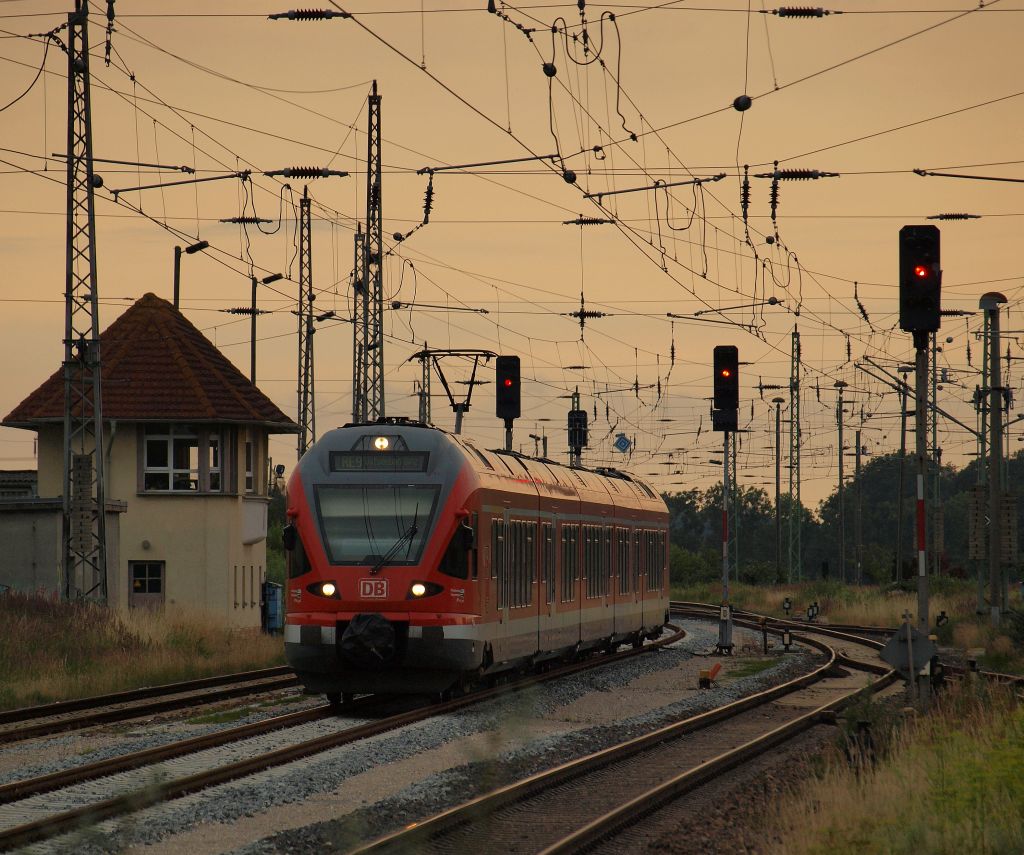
914 265 929 279
721 369 731 378
503 378 513 387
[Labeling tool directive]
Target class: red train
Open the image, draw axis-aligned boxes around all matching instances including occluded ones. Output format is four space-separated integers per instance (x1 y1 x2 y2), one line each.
282 418 669 703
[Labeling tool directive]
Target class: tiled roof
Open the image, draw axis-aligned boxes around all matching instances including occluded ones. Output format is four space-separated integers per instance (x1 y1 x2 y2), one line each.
3 293 298 432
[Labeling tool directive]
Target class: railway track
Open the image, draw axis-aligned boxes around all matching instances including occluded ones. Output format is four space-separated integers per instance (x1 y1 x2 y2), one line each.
673 599 1024 685
0 668 300 744
352 612 892 855
0 626 685 851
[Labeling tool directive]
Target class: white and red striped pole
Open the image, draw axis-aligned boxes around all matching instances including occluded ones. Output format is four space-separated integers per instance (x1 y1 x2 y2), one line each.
718 431 733 652
913 333 930 639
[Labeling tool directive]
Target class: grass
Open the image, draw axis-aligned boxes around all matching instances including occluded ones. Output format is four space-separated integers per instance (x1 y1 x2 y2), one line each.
0 590 285 711
187 707 253 725
725 658 776 680
765 682 1024 854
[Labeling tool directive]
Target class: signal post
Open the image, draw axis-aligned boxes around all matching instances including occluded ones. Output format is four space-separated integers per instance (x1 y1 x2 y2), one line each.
899 224 941 704
713 346 739 654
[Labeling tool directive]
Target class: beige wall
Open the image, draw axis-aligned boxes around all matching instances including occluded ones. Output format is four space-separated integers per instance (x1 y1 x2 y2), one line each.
0 499 122 595
30 422 270 628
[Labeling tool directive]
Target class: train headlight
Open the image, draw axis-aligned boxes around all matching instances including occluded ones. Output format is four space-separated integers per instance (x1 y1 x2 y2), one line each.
406 581 443 600
306 581 340 599
373 436 390 451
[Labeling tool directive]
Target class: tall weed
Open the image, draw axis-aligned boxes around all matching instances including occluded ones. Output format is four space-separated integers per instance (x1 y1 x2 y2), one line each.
0 590 283 709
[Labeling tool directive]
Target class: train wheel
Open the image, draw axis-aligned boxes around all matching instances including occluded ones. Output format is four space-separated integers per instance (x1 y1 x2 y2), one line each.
326 692 342 708
632 634 644 650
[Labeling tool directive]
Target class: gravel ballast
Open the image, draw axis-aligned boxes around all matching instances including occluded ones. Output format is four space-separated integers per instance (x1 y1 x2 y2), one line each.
14 621 825 855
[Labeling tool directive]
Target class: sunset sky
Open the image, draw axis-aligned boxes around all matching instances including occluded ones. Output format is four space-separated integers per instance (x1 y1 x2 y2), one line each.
0 1 1021 506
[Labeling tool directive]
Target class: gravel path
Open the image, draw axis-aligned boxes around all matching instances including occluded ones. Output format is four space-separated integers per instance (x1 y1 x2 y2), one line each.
15 621 823 855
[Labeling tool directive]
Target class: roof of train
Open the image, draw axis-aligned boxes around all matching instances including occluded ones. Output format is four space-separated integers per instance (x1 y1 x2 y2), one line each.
310 418 666 512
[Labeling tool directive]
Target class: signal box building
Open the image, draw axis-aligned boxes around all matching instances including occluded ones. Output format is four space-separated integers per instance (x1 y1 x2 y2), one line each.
1 293 297 626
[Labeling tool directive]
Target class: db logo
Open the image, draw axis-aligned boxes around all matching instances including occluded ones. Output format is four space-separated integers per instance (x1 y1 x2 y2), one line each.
359 579 388 599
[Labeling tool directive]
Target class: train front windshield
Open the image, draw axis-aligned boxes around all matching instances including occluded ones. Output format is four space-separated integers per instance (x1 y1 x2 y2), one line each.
314 484 440 566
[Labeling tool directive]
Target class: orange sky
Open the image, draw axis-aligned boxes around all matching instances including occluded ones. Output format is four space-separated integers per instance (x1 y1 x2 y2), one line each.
0 1 1021 506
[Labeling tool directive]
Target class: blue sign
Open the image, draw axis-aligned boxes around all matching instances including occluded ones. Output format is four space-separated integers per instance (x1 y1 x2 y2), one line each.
613 434 631 453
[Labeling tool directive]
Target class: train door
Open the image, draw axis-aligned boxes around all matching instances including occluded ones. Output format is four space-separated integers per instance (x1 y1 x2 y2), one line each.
554 520 582 649
634 528 649 630
613 527 635 640
488 513 509 662
495 515 539 662
537 520 556 653
581 524 614 642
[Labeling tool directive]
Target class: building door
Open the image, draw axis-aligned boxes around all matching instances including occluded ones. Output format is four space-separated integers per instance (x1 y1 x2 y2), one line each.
129 561 165 609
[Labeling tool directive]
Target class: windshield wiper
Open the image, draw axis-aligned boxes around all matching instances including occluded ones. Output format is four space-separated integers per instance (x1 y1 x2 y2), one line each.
370 504 419 575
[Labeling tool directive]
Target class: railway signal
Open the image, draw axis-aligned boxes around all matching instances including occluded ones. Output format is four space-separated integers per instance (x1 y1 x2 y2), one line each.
899 225 941 333
713 345 739 410
567 388 588 468
496 355 521 450
495 355 521 420
899 224 943 707
711 346 739 655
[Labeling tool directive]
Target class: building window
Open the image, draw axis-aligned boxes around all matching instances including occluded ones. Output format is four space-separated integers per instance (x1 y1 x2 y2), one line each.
129 561 165 607
245 440 254 493
143 424 225 493
208 432 222 492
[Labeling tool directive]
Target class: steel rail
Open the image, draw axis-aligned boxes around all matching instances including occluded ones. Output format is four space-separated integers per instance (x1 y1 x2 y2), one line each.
673 600 1024 684
352 628 857 854
0 674 300 744
0 703 333 804
0 626 685 851
540 670 897 854
0 665 294 726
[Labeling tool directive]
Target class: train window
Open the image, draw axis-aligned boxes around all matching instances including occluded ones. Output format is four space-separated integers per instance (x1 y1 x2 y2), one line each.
437 524 470 580
287 529 312 579
316 484 439 565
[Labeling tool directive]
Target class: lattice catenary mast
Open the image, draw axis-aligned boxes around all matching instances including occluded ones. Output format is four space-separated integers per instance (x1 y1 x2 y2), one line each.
788 327 801 581
297 186 315 456
352 81 385 422
62 3 108 601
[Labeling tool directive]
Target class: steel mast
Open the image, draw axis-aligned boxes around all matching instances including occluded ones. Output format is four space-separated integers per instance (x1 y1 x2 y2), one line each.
297 186 315 456
787 327 801 582
62 3 108 602
352 81 385 422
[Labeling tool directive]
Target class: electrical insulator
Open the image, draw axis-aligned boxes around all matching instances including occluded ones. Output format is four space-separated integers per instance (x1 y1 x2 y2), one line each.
265 166 348 179
422 176 435 223
775 7 829 17
927 213 981 221
741 165 751 225
268 9 349 20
